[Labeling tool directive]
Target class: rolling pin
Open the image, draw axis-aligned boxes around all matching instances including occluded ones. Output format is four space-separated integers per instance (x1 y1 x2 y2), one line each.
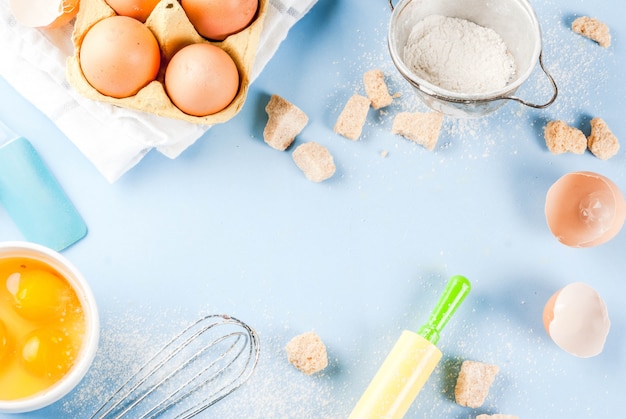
349 275 471 418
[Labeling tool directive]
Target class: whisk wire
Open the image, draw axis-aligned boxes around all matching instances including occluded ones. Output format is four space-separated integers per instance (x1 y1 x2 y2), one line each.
144 332 251 419
90 314 260 419
93 320 214 418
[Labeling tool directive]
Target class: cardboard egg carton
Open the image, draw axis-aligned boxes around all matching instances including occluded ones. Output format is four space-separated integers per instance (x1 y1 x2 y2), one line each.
66 0 267 125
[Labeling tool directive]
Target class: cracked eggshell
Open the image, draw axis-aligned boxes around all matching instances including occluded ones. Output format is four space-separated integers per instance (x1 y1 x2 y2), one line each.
10 0 79 28
543 282 610 358
545 171 626 247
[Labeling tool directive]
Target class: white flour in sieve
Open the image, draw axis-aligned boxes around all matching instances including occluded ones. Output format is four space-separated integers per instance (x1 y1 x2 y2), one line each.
403 15 516 94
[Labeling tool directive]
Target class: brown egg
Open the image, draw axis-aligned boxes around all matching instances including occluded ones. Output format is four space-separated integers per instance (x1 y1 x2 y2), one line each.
543 282 610 358
164 43 239 116
181 0 259 41
545 171 626 247
104 0 160 22
10 0 79 28
79 16 161 99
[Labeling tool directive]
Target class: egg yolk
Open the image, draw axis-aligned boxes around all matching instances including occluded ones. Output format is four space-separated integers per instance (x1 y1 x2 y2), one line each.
21 327 75 379
6 269 72 321
0 320 8 361
0 257 86 400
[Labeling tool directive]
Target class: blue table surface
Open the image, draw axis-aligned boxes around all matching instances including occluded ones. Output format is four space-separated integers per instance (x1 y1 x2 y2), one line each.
1 0 625 417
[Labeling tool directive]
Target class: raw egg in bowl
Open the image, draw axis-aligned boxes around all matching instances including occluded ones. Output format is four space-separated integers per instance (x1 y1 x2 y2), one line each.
545 171 626 247
0 242 99 413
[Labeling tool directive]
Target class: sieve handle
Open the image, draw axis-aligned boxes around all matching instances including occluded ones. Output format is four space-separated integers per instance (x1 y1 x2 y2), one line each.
388 0 396 11
501 51 558 109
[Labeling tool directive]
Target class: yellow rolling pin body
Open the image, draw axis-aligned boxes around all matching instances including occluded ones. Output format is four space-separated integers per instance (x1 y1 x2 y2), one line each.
349 275 471 419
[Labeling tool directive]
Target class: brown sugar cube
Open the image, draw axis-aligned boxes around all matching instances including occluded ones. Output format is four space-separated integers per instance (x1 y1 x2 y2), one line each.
285 332 329 375
476 415 518 419
588 117 620 160
292 142 336 182
454 360 500 408
363 69 393 110
391 111 443 151
544 120 587 154
334 94 371 140
264 95 309 151
572 16 611 48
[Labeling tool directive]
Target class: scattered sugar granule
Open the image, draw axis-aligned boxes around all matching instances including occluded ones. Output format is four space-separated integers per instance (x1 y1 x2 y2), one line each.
454 360 500 408
391 111 444 151
292 142 336 183
587 117 620 160
363 69 393 110
544 120 587 154
285 332 329 374
334 94 371 140
572 16 611 48
381 150 389 158
264 94 309 151
476 415 518 419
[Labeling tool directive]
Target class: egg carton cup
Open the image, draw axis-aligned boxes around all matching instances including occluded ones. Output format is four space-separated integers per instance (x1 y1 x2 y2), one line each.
66 0 267 125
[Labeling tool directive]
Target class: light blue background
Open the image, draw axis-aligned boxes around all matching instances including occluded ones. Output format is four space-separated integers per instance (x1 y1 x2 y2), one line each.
1 0 624 417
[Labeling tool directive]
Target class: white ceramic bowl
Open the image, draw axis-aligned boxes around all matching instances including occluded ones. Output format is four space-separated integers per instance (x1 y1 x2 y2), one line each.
0 241 99 413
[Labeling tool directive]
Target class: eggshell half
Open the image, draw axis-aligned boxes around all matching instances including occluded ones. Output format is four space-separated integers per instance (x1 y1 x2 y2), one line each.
10 0 79 28
545 171 626 247
543 282 610 358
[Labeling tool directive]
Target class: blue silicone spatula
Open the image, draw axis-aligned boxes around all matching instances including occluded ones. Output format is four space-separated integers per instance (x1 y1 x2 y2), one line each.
0 119 87 251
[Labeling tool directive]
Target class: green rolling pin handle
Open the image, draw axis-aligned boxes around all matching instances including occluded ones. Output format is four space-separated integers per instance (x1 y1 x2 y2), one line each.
417 275 471 345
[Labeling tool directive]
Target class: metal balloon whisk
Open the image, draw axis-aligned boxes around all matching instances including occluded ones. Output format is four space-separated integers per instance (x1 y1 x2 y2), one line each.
90 314 260 419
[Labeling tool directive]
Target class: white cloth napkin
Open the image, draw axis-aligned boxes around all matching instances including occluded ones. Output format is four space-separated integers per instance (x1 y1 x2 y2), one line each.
0 0 317 183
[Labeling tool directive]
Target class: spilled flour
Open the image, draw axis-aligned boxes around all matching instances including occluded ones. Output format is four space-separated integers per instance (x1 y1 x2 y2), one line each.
404 15 516 94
